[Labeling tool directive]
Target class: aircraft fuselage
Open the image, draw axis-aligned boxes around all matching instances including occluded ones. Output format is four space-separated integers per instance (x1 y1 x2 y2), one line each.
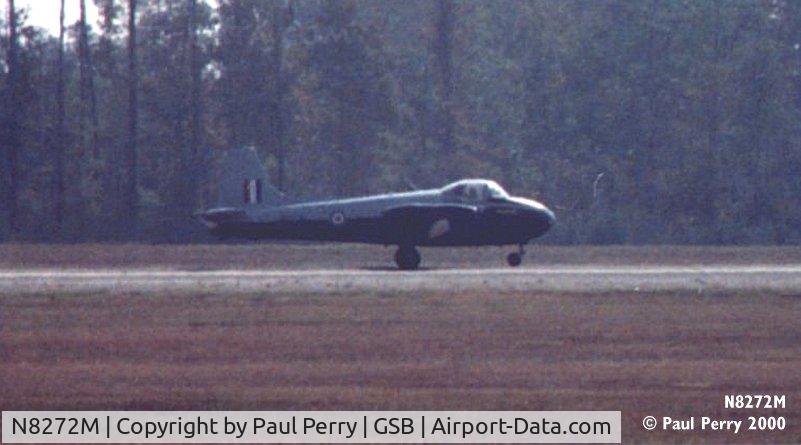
202 188 555 247
201 151 554 269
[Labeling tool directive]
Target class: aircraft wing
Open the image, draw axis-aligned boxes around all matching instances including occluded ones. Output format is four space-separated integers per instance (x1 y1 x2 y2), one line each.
381 203 478 244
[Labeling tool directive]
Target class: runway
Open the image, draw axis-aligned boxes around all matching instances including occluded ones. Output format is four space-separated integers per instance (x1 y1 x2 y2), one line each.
3 264 801 293
7 246 801 443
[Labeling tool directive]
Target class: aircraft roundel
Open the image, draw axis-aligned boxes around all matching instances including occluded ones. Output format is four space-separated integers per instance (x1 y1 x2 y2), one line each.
330 211 346 226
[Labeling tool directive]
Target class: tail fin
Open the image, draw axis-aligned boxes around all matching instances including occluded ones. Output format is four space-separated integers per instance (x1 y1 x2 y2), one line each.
217 146 284 208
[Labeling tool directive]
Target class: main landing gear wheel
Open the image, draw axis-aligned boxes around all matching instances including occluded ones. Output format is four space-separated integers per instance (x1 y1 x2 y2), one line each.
506 244 525 267
395 246 421 270
506 252 522 267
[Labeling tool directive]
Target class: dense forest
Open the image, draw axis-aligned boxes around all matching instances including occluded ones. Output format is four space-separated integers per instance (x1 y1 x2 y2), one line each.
1 0 800 244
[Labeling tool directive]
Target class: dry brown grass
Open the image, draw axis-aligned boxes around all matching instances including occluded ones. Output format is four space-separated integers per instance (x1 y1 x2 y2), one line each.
2 287 800 443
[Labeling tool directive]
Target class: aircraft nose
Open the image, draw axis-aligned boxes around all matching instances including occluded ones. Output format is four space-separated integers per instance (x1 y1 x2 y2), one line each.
525 201 555 237
507 196 555 238
536 205 555 235
544 206 556 228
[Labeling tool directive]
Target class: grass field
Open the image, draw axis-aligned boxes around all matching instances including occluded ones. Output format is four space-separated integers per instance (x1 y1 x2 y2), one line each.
2 244 801 443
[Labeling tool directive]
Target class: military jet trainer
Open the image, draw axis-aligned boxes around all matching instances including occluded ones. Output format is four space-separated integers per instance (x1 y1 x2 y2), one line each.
197 147 555 270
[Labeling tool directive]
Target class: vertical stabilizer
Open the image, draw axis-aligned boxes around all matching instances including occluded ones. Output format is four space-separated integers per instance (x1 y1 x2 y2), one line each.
217 146 283 208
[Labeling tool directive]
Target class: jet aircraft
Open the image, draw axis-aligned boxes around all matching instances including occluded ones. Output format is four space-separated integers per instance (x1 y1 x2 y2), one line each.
197 147 555 270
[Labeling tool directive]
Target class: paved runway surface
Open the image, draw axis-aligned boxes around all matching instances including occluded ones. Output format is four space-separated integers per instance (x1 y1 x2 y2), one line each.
3 265 801 293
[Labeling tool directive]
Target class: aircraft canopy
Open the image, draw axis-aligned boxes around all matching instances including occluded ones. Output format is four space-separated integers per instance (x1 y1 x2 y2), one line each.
441 179 509 202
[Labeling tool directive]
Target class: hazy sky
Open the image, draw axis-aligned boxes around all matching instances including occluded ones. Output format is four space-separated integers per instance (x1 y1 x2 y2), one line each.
11 0 100 36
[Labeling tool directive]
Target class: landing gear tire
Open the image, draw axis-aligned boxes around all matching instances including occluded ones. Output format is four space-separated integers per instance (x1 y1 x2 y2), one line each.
507 244 525 267
395 246 421 270
506 252 522 267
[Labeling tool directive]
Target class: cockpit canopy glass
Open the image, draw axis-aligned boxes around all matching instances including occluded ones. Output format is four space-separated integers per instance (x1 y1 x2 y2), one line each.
441 180 509 202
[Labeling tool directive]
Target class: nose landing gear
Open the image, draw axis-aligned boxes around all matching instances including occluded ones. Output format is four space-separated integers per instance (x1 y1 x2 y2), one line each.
395 245 421 270
506 244 525 267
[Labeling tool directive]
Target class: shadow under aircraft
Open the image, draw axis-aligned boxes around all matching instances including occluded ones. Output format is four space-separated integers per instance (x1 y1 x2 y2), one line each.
197 147 555 270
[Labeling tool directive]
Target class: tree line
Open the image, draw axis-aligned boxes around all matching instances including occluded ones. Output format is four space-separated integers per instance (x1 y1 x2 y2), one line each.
1 0 800 244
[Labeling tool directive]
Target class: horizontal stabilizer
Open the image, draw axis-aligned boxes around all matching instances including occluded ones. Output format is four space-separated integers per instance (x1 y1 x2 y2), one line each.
194 207 248 229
